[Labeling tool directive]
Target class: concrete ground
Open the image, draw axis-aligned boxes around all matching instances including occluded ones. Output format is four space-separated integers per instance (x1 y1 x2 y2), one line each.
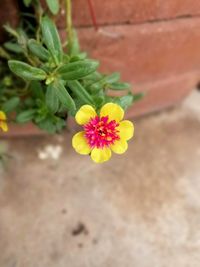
0 90 200 267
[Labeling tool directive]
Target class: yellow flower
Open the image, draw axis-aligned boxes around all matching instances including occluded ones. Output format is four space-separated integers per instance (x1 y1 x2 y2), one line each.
0 111 8 132
72 103 134 163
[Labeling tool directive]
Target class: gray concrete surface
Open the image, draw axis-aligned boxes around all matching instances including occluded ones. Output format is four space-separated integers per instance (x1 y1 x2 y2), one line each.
0 90 200 267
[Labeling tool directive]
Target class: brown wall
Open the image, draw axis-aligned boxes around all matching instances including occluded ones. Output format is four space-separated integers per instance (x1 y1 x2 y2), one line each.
0 0 19 42
58 0 200 27
58 0 200 116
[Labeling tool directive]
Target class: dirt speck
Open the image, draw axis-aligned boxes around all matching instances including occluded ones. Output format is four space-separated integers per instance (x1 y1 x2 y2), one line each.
92 238 98 245
72 222 88 236
61 208 67 214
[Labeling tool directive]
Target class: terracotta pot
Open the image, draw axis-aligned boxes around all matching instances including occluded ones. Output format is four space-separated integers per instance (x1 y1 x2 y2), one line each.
0 123 46 138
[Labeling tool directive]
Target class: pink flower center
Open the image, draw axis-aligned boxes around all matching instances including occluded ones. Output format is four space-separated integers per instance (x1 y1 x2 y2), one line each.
84 116 120 148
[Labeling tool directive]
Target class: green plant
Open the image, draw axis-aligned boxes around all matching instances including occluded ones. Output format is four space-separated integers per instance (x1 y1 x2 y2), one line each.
0 0 143 134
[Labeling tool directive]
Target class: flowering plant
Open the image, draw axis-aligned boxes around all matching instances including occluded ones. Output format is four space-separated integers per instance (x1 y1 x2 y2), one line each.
72 103 134 163
0 0 143 162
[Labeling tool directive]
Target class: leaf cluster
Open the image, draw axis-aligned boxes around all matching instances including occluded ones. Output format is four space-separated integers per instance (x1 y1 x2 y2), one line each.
0 2 143 133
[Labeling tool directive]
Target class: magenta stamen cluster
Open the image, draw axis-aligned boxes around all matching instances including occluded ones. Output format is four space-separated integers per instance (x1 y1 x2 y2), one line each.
84 116 120 148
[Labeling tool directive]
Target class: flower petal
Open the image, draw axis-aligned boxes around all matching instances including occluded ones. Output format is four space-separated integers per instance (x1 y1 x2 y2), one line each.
0 121 8 132
100 103 124 122
75 105 97 125
72 131 91 155
110 139 128 154
91 147 112 163
0 111 6 121
118 120 134 141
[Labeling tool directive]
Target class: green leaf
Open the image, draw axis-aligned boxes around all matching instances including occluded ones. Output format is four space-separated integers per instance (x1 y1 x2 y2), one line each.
116 93 134 110
93 95 104 107
67 80 94 105
37 116 65 134
24 98 35 107
23 0 32 7
105 72 120 84
3 24 19 39
89 72 120 92
84 72 102 81
28 39 50 61
108 82 131 90
63 54 70 63
41 16 62 65
30 81 45 100
4 42 23 54
8 60 47 81
57 60 99 81
37 118 56 133
17 29 28 50
46 84 59 113
2 97 20 113
133 92 145 102
67 30 80 56
45 0 59 15
55 118 66 131
16 110 36 123
0 47 11 60
69 52 87 62
54 81 76 112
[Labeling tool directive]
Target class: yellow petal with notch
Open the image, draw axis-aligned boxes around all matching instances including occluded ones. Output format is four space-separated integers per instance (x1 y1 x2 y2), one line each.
100 103 124 122
111 139 128 154
72 131 91 155
75 105 97 125
118 120 134 141
91 147 112 163
0 111 6 121
0 121 8 132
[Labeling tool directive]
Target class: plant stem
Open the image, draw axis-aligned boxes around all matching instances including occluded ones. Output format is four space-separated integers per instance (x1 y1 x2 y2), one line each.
35 0 43 42
87 0 99 31
66 0 73 51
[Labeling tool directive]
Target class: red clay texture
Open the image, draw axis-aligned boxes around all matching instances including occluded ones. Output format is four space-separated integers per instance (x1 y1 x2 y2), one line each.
56 0 200 27
65 17 200 84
